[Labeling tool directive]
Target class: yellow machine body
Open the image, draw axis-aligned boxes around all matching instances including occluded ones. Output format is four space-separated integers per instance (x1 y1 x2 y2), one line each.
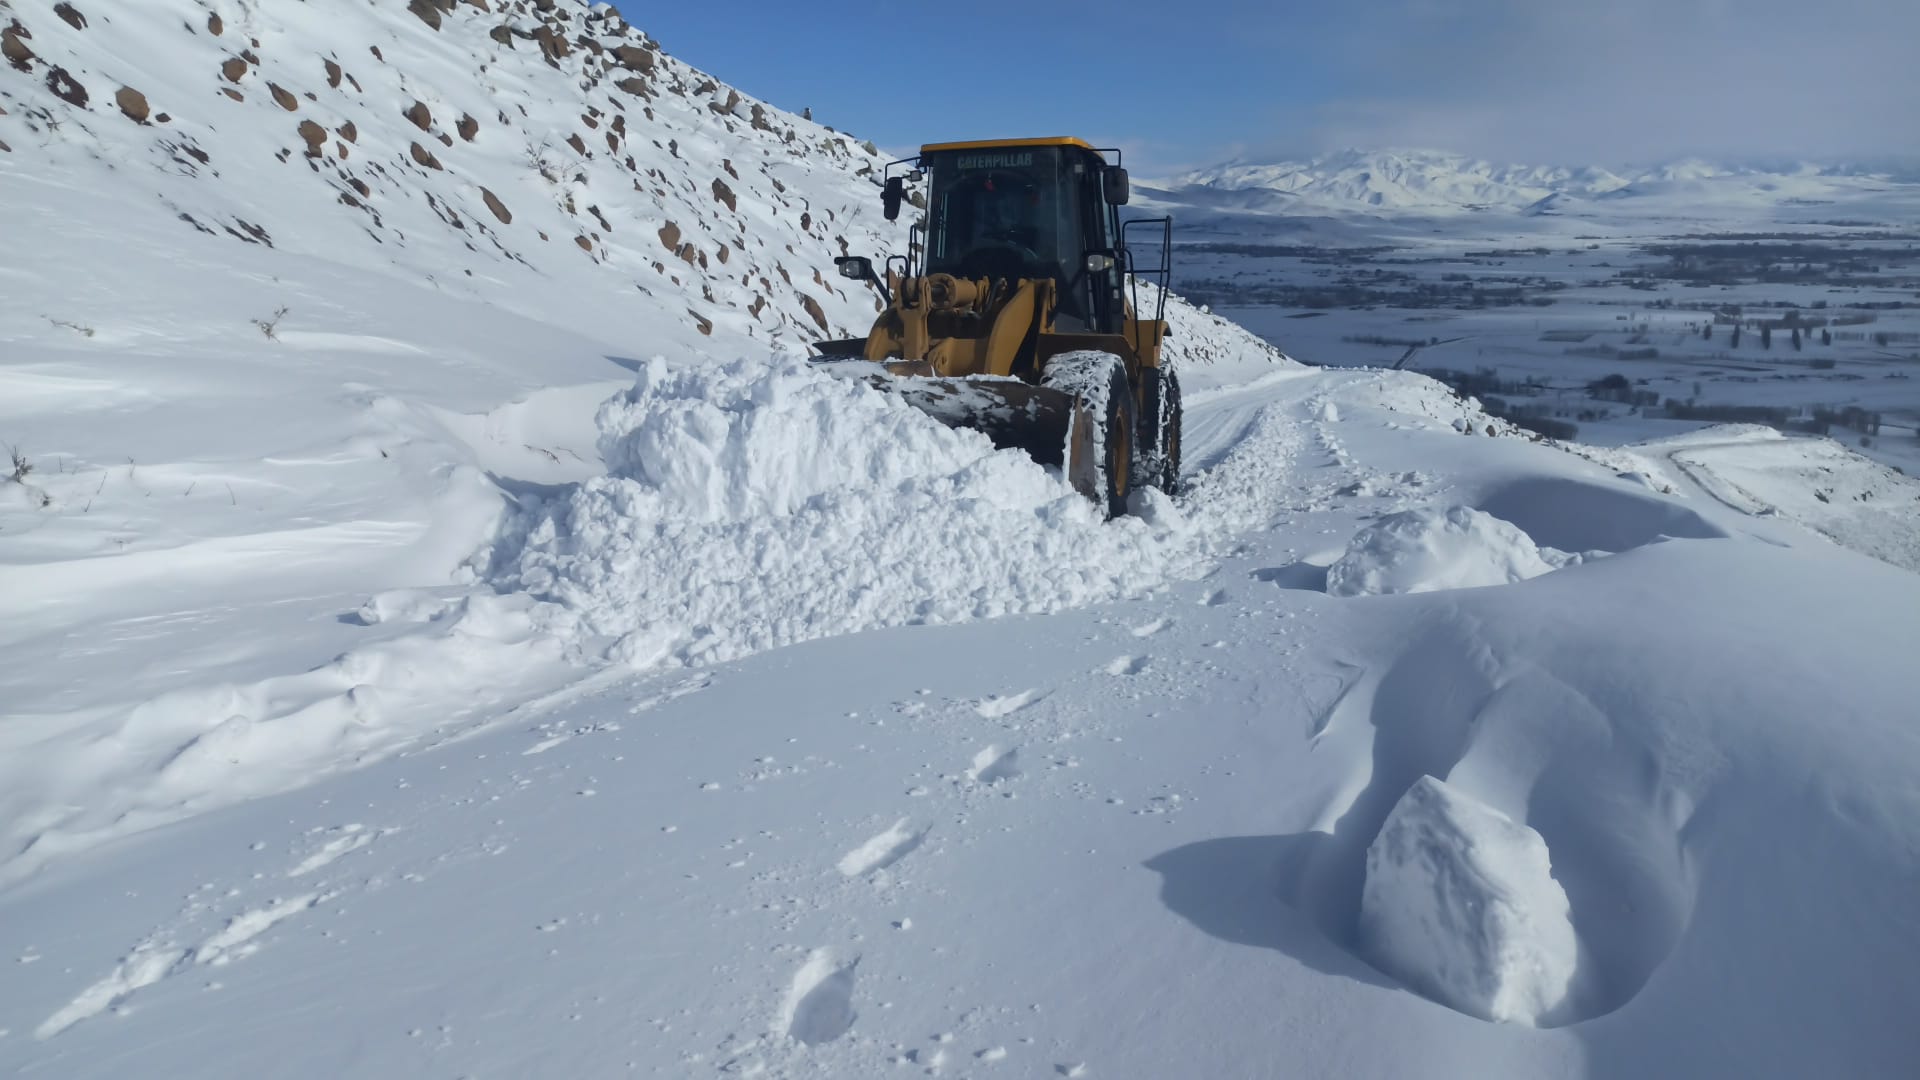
817 137 1178 512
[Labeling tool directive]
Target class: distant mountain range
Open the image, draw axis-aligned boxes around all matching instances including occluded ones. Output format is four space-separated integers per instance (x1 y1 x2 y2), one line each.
1153 149 1920 216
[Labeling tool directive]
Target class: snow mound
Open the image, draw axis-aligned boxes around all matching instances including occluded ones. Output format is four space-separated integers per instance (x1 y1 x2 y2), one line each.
498 356 1202 668
1326 505 1559 597
1359 776 1582 1026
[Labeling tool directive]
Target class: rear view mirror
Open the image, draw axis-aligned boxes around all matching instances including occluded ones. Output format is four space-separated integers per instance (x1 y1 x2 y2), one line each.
1105 166 1130 206
1085 253 1115 272
836 255 874 281
882 176 905 221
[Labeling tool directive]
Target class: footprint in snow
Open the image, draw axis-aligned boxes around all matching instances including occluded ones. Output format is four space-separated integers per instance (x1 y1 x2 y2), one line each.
1104 655 1149 677
781 950 858 1046
287 824 381 877
837 818 930 878
973 689 1046 718
968 746 1021 785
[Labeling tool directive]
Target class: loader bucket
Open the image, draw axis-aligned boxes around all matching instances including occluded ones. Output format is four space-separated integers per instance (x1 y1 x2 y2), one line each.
875 376 1100 501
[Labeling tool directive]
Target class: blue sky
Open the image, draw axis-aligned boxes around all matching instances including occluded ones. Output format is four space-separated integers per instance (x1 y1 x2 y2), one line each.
608 1 1919 174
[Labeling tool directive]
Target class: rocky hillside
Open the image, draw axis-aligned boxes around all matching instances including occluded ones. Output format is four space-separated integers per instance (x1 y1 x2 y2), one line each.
0 0 1263 364
0 0 905 349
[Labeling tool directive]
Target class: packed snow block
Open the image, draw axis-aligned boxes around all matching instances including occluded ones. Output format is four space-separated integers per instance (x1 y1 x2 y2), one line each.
1358 776 1581 1025
1326 504 1557 596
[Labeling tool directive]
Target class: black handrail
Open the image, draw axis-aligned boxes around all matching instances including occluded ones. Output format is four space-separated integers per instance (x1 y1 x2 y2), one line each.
1120 216 1173 358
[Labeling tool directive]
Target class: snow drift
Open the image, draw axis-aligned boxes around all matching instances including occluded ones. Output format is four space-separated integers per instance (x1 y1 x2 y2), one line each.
497 355 1208 669
1326 504 1566 597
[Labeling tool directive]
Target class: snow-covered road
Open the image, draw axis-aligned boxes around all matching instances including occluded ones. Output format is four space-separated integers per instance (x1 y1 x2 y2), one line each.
6 365 1917 1079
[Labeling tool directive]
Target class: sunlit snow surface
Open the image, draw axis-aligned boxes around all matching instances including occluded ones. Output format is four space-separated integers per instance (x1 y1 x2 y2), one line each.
3 2 1920 1078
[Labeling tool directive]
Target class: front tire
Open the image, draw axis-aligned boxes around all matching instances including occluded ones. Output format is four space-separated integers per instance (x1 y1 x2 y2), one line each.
1042 352 1134 519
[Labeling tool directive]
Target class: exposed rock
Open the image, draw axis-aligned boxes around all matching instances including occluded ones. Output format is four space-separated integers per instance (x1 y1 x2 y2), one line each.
800 211 811 232
297 119 327 156
716 243 729 265
409 141 443 170
115 86 150 123
613 77 647 97
208 13 223 36
658 221 680 251
610 44 653 72
349 177 371 197
800 294 830 333
689 310 712 336
406 0 442 31
457 114 478 141
404 100 431 131
711 177 736 212
324 59 342 88
4 24 37 73
481 187 511 224
46 67 88 108
155 113 170 124
269 83 298 111
338 121 358 143
221 56 249 83
221 87 243 102
0 138 10 153
574 235 593 251
489 26 513 47
566 132 586 155
54 4 87 31
533 25 570 61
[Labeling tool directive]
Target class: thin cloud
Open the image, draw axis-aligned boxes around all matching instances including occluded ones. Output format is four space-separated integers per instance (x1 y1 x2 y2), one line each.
1254 0 1920 165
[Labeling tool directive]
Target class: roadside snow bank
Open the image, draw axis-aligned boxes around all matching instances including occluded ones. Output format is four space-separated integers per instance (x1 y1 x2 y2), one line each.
1359 776 1582 1026
1326 505 1564 596
497 357 1209 668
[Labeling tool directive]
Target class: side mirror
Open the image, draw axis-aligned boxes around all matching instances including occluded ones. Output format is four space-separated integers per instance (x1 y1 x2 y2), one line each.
882 176 905 221
1105 166 1130 206
1084 253 1115 273
835 255 892 304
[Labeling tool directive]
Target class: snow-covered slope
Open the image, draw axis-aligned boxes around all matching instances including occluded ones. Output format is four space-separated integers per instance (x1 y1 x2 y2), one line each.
5 4 1920 1078
0 0 1284 887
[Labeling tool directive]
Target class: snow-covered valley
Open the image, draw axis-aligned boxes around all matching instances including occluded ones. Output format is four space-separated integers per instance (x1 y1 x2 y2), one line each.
4 2 1919 1077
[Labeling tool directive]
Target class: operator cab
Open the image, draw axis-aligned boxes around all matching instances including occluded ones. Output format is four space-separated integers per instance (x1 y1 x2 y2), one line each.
905 138 1133 334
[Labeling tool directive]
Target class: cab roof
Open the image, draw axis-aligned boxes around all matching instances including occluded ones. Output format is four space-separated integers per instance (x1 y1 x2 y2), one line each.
918 137 1095 154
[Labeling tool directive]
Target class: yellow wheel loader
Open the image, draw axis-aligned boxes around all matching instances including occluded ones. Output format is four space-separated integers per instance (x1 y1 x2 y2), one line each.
813 137 1179 518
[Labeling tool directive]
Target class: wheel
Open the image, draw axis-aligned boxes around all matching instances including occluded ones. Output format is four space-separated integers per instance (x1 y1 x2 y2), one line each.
1133 368 1184 496
1041 352 1134 519
1159 370 1183 495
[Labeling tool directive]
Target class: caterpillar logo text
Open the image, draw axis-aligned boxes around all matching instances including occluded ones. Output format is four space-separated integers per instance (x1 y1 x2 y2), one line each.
956 152 1034 170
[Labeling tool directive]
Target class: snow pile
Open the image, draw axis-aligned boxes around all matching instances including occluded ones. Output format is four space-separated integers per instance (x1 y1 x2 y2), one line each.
1326 505 1560 596
1358 776 1582 1026
499 356 1206 668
